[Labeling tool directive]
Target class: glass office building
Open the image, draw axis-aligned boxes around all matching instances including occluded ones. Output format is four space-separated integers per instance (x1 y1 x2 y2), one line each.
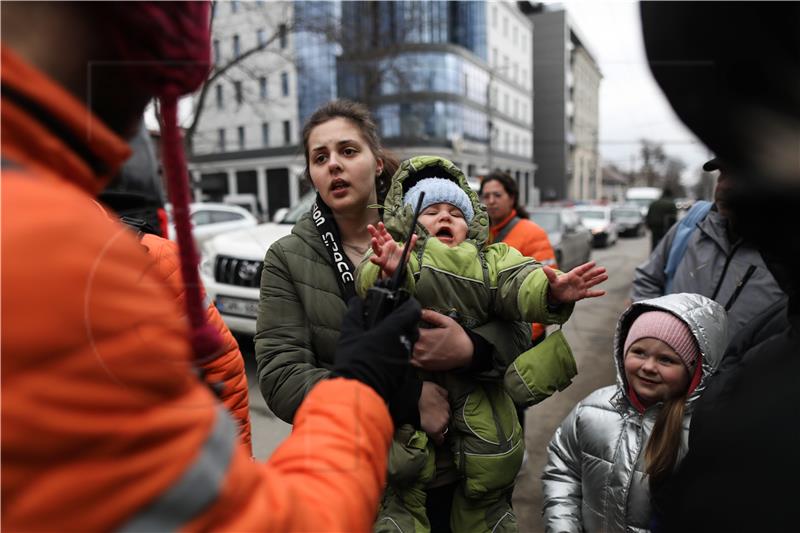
294 1 341 124
336 1 490 146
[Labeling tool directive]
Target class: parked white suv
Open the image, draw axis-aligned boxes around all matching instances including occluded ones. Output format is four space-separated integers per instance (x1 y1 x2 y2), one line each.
168 202 259 249
200 193 315 334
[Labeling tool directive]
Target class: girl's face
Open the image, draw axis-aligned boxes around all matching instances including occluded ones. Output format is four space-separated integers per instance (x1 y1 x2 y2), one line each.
307 117 382 214
624 337 691 406
419 202 469 246
480 179 515 224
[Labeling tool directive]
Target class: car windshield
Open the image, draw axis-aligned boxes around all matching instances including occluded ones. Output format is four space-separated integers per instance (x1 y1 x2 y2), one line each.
281 192 316 224
578 210 606 220
530 212 560 233
613 208 640 218
626 198 652 209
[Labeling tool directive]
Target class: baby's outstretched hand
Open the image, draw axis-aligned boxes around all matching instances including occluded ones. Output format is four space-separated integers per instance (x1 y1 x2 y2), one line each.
367 222 417 278
544 261 607 305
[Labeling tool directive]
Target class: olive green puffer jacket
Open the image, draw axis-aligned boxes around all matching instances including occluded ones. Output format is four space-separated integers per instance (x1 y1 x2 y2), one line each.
255 210 531 424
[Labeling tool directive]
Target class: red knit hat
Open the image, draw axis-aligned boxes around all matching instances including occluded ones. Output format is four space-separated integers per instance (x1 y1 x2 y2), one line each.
623 311 700 371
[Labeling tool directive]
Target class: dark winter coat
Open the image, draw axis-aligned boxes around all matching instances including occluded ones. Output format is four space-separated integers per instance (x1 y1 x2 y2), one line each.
654 298 800 532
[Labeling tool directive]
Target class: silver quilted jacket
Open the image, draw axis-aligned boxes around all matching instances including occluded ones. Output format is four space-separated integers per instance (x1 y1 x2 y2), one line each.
541 293 728 533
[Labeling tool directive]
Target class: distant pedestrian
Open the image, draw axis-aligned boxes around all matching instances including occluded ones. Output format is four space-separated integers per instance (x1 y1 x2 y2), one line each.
542 293 727 532
645 186 677 250
631 159 786 345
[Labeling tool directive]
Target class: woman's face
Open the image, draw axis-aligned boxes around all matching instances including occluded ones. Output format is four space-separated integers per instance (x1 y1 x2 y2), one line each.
307 117 383 214
481 179 515 224
624 337 691 407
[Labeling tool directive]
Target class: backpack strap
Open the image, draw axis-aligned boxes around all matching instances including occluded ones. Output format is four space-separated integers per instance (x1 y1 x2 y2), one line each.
494 216 521 243
664 200 712 292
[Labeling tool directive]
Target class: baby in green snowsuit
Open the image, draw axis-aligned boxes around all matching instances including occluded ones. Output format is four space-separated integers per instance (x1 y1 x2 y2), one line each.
356 156 607 533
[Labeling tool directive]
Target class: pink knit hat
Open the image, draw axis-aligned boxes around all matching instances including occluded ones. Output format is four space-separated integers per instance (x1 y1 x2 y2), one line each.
623 311 700 371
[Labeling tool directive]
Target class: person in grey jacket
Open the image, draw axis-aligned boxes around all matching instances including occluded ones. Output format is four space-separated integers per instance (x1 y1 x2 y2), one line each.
629 159 785 344
541 293 727 532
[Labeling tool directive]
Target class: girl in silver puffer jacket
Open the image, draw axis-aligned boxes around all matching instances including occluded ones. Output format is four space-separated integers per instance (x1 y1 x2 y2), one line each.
542 293 727 532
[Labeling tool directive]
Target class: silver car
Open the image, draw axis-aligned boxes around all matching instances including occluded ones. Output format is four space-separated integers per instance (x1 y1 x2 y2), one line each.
529 207 592 271
575 205 619 248
611 205 646 237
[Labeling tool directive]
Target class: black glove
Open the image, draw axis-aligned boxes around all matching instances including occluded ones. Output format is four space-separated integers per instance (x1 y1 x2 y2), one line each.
333 296 421 403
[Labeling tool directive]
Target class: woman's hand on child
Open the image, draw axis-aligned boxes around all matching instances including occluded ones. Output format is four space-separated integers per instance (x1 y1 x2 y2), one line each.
544 261 608 305
411 309 473 371
367 222 418 278
418 381 450 445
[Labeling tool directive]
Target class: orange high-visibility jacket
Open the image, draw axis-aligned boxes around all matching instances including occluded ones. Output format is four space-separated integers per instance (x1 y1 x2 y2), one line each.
139 233 253 453
1 47 392 531
490 211 558 340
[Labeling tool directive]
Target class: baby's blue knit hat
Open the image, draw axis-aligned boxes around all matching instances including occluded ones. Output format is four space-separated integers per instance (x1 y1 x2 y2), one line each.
404 177 475 223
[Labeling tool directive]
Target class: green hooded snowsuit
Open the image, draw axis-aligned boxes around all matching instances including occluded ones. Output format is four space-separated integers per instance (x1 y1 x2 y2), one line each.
357 156 578 533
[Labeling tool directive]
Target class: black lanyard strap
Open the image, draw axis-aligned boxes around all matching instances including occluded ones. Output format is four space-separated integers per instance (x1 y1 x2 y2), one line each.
311 194 357 301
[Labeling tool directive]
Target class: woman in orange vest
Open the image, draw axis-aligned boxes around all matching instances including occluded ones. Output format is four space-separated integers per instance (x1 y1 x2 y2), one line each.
480 171 557 344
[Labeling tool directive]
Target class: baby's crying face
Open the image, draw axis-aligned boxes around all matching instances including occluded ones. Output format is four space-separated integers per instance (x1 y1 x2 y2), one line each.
419 202 468 247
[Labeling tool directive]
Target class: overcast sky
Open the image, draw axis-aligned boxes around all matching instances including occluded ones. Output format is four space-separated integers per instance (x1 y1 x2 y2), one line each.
555 0 711 184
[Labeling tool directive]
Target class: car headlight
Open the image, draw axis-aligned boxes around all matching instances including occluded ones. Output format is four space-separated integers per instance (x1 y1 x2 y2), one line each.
200 252 215 278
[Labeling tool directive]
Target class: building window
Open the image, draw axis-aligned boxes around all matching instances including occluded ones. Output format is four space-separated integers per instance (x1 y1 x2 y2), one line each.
513 26 518 46
257 28 266 48
262 122 270 147
279 24 287 49
217 128 226 151
492 5 497 28
259 76 267 100
492 47 498 67
280 72 289 97
522 68 528 88
213 39 220 64
231 0 239 13
503 93 509 114
233 34 240 58
234 80 243 105
215 84 223 109
283 120 291 144
503 16 508 35
238 126 245 150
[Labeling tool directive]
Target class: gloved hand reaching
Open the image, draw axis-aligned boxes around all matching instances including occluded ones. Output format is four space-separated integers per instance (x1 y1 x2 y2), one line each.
333 296 421 403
